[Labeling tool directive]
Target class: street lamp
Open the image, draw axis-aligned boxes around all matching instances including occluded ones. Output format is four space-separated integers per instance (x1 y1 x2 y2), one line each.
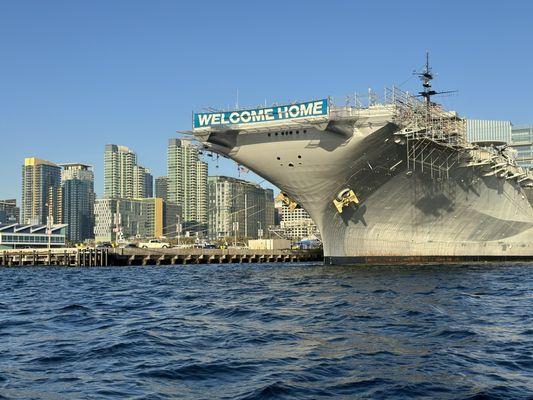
176 215 182 246
232 221 239 247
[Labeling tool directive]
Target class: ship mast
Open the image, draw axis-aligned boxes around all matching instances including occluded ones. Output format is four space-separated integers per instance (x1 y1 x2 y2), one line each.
417 51 436 110
415 52 456 138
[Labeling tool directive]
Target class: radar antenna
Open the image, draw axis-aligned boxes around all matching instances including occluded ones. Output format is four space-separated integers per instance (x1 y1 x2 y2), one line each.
415 51 456 108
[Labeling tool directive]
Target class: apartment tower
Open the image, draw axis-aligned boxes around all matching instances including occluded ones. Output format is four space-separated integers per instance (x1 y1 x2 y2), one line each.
104 144 151 199
167 138 208 235
21 157 62 225
61 163 95 243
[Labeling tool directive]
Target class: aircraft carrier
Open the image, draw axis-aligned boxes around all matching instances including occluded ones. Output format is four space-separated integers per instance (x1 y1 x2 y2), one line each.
187 60 533 265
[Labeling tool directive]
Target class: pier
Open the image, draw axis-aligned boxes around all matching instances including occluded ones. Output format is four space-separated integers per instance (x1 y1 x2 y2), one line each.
0 247 322 267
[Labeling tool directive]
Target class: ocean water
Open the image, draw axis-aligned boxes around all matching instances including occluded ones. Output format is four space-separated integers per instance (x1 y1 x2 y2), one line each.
0 263 532 400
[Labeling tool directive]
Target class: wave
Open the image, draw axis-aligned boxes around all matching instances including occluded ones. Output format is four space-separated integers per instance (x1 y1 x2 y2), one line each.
0 263 532 399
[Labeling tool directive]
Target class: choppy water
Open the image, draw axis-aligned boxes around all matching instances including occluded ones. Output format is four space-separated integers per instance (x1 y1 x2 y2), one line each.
0 263 532 399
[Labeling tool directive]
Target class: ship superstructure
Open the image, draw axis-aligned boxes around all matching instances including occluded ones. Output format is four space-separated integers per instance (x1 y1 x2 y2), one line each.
185 61 533 264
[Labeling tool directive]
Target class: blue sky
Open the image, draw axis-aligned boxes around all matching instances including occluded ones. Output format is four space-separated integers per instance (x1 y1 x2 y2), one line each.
1 0 532 201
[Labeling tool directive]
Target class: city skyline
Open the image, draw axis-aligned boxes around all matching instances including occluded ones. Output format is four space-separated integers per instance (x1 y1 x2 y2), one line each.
2 1 533 201
8 141 284 242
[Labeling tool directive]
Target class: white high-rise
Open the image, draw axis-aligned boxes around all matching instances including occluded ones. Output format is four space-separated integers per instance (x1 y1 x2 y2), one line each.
167 138 208 235
104 144 151 199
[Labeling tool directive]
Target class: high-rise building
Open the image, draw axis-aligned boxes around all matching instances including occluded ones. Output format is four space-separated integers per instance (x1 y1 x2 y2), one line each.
163 201 181 238
154 176 180 237
0 199 20 224
94 197 164 243
207 176 274 240
145 170 154 198
104 144 136 199
276 200 318 240
133 165 153 198
61 163 95 243
104 144 152 199
167 138 208 234
21 157 62 225
155 176 168 201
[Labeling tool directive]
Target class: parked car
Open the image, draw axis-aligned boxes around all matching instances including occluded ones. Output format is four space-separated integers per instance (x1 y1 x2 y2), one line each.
173 244 194 249
192 242 217 249
96 242 113 249
119 242 137 249
138 239 170 249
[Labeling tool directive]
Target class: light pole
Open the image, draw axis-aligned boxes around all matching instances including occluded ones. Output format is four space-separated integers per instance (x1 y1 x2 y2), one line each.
232 221 239 247
46 215 53 250
44 202 52 249
176 215 182 246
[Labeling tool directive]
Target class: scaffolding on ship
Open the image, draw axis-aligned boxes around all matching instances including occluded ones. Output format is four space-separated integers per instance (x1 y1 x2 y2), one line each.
382 55 533 187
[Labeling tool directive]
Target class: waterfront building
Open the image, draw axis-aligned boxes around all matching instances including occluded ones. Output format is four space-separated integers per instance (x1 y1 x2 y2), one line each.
0 222 67 249
94 198 164 243
275 200 319 240
60 163 95 243
466 119 512 144
21 157 62 225
511 125 533 169
104 144 152 199
207 176 274 240
0 199 20 224
155 176 168 201
167 138 208 235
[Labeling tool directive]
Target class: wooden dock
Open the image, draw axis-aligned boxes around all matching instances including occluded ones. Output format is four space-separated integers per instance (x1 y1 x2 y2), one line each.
0 247 322 267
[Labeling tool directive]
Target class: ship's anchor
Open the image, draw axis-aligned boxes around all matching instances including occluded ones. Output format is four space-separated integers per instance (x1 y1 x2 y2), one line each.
276 192 298 210
333 188 359 213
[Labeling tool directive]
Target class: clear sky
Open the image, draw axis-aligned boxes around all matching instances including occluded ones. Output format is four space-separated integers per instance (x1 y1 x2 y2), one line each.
1 0 532 201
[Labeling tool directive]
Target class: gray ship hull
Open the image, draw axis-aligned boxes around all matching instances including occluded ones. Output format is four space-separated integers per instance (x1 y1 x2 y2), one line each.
193 103 533 264
321 125 533 264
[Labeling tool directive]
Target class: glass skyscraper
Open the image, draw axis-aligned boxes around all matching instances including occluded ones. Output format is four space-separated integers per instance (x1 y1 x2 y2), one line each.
61 163 95 243
155 176 168 201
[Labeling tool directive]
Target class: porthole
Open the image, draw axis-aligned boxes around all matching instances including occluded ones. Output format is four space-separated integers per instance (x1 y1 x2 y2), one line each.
276 156 281 160
288 163 294 167
297 155 302 159
289 131 293 134
303 129 307 133
268 133 271 137
275 132 278 136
